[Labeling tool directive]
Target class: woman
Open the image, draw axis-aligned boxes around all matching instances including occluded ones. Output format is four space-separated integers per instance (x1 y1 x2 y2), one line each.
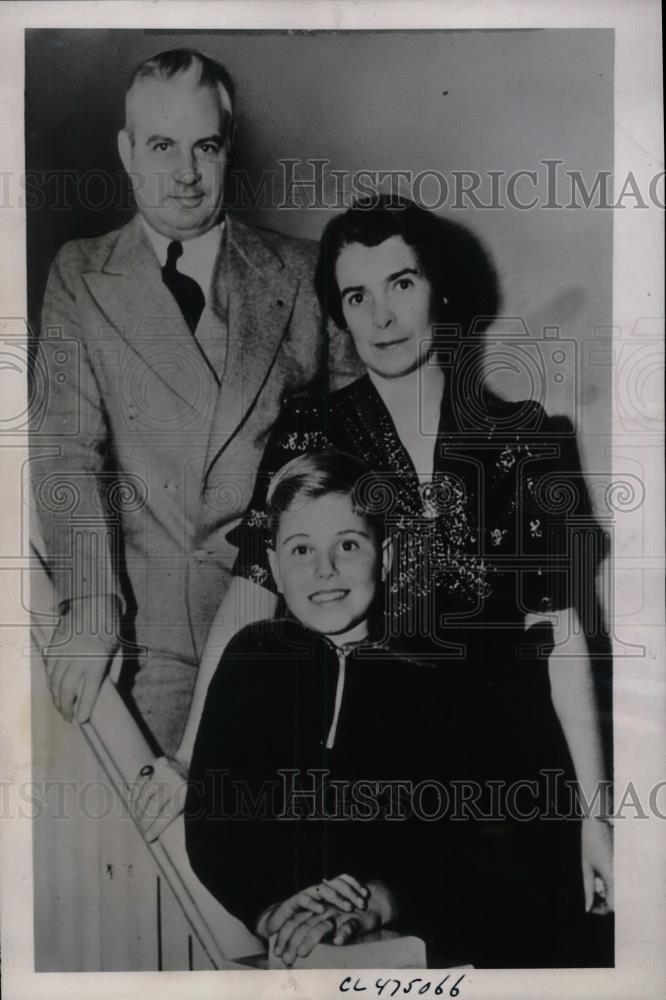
142 195 613 966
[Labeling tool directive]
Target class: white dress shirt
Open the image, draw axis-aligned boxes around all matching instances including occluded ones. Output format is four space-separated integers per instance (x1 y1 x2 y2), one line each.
140 217 225 301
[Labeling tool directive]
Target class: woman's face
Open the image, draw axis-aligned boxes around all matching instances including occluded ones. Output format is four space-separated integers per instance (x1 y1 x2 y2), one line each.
335 235 434 379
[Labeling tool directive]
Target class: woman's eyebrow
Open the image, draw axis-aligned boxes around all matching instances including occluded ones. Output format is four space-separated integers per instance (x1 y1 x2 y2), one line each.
340 266 419 297
387 266 419 282
335 529 371 538
281 532 310 545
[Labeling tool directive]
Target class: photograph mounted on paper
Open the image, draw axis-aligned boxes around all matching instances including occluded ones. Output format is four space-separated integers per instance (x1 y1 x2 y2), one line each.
24 25 627 974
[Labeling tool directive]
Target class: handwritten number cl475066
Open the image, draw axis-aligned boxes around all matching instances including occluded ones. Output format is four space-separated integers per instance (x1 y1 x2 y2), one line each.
339 975 465 997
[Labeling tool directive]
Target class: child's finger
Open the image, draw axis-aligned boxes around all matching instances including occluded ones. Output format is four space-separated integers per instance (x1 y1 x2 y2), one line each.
288 914 336 962
324 875 367 909
266 900 298 936
295 888 327 914
311 881 353 912
336 873 369 896
275 907 325 958
333 915 361 946
269 892 323 934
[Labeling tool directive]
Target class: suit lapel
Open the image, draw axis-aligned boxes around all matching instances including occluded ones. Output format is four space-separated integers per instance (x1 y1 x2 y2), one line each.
202 216 300 475
82 215 303 479
81 217 220 412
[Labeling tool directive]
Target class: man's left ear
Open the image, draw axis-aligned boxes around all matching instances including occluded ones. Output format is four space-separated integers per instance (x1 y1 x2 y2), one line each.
381 536 393 582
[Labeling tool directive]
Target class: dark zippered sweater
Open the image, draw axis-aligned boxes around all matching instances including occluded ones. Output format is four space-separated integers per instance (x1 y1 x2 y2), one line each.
185 618 443 938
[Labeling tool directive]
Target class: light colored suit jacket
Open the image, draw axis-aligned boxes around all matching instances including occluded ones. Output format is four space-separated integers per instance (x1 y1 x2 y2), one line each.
32 214 359 665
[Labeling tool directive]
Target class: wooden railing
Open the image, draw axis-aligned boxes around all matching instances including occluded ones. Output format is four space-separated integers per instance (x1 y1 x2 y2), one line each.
79 678 262 970
32 659 263 971
30 521 261 971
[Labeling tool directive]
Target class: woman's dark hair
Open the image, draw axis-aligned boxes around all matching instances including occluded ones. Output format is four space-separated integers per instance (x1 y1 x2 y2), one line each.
314 194 501 338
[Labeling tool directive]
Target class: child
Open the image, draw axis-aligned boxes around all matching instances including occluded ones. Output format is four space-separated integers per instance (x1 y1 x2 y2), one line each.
185 451 442 966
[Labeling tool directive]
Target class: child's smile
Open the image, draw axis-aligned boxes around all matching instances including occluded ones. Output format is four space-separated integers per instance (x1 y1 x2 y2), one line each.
268 492 383 639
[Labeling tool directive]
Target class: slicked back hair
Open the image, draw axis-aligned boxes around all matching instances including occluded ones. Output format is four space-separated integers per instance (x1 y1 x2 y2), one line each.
124 48 235 145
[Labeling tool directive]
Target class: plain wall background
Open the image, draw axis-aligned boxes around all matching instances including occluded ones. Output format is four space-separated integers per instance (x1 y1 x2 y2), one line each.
25 27 613 475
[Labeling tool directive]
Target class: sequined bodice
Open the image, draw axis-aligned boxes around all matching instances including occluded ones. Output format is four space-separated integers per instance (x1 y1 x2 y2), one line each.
232 373 605 637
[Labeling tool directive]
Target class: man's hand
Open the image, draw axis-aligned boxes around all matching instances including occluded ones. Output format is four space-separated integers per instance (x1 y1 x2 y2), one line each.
44 595 121 722
129 756 189 842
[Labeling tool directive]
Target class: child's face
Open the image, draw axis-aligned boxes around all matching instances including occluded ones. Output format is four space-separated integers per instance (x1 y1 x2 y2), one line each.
268 492 385 638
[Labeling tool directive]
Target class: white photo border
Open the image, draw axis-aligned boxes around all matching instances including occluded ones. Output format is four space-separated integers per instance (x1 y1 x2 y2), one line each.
0 2 663 999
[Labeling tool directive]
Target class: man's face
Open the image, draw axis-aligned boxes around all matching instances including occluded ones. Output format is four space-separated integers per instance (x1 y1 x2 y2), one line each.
118 76 229 240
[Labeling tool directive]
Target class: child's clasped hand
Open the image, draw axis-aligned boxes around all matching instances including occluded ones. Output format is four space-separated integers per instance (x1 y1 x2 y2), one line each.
258 873 381 965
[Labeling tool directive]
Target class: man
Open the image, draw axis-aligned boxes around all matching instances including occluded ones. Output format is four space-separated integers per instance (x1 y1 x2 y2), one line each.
32 48 357 756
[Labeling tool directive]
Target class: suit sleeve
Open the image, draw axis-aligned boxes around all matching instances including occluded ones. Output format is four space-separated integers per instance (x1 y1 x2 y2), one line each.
30 246 124 612
228 395 330 591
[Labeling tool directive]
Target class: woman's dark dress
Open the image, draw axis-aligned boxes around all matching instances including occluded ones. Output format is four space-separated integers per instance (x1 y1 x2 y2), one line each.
227 374 608 967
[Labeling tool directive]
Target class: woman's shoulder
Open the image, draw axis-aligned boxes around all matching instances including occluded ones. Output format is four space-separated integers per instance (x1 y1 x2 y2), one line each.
328 373 371 405
281 374 370 415
477 389 577 439
482 388 545 429
265 376 371 455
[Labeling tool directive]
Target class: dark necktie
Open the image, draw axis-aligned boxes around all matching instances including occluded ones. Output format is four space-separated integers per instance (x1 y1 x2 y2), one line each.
161 240 205 333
